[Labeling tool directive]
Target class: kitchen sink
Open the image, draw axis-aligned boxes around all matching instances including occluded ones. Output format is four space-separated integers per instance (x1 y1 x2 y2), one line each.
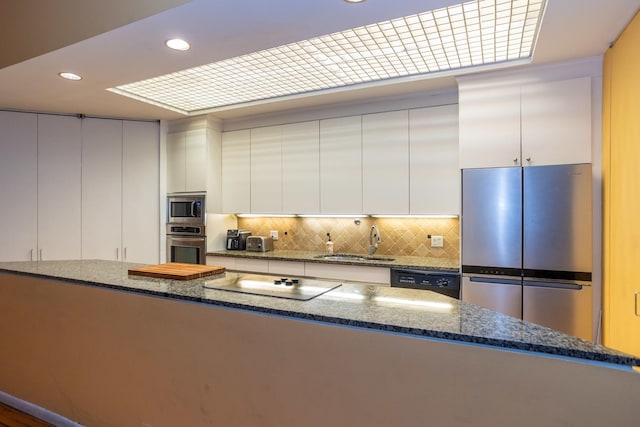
315 254 395 262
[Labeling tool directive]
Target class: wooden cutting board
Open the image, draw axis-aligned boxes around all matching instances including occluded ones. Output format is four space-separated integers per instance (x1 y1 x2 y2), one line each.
128 263 225 280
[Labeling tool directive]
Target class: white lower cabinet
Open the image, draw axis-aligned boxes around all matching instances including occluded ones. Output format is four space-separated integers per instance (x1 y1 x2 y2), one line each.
268 260 305 276
304 263 390 284
206 256 389 284
37 114 82 261
0 111 38 261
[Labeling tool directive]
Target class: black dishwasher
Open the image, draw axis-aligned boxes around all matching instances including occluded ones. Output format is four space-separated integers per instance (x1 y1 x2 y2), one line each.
390 268 461 299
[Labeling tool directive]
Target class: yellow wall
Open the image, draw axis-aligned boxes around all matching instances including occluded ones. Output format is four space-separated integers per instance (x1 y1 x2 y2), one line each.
603 10 640 356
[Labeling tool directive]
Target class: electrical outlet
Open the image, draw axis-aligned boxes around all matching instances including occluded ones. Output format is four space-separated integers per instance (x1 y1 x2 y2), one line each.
270 230 279 241
431 235 444 248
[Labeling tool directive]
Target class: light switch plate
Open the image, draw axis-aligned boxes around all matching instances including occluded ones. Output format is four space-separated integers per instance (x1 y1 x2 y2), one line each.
431 235 444 248
270 230 279 241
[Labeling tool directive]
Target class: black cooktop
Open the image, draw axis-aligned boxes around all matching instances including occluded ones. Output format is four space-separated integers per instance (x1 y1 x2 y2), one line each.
203 273 341 301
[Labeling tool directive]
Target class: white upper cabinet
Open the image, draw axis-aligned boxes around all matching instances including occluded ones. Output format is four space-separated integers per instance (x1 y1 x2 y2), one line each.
282 121 320 214
222 129 251 213
37 114 82 261
123 121 159 264
167 128 207 193
410 105 460 215
459 75 593 169
521 77 592 166
362 110 409 214
320 116 362 214
251 125 283 214
81 118 123 261
0 111 37 261
459 83 521 169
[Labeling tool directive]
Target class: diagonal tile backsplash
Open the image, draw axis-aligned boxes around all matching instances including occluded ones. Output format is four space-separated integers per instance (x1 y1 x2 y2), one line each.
237 217 459 260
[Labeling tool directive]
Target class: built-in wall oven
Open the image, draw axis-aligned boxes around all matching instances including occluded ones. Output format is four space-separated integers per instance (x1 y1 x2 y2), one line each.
166 194 206 265
166 224 206 265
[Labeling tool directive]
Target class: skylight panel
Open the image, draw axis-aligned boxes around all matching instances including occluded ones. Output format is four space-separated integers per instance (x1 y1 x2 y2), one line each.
108 0 547 114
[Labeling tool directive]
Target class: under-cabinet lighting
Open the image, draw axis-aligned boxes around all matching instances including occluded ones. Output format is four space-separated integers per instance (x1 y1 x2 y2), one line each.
108 0 547 115
297 215 363 218
371 215 459 219
236 214 296 218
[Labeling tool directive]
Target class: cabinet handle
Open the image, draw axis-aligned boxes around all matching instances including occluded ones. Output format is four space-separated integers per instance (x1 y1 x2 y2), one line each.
513 157 518 163
116 248 119 260
30 249 33 261
526 157 531 162
39 249 43 261
635 292 640 317
124 247 127 260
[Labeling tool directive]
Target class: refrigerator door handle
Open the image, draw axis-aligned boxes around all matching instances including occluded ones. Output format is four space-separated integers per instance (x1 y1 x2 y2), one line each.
469 277 522 286
635 292 640 317
523 280 584 291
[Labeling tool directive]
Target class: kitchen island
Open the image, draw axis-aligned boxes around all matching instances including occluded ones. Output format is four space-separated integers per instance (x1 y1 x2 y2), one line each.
1 260 639 427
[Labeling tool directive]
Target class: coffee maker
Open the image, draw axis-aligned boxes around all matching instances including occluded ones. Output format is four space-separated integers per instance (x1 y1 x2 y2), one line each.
226 229 251 250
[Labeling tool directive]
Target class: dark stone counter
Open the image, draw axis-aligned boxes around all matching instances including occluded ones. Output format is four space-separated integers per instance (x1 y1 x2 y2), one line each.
0 260 637 367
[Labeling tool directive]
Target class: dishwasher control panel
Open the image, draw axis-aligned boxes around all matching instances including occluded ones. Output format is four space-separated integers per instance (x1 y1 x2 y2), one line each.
390 268 461 299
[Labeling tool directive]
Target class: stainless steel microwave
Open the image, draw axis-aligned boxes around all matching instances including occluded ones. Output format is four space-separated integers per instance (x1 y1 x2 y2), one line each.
167 194 205 225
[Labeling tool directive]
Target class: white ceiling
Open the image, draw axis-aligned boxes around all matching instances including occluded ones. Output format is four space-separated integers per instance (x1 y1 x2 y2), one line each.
0 0 638 121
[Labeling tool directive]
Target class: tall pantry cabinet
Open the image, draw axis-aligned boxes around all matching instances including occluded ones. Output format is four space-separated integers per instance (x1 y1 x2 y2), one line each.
0 111 160 263
37 115 83 261
0 111 38 261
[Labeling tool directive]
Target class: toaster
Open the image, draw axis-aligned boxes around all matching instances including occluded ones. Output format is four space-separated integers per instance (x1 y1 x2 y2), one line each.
246 236 274 252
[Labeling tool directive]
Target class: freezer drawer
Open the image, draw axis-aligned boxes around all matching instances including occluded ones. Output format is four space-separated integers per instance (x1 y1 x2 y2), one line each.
523 280 592 341
462 276 522 319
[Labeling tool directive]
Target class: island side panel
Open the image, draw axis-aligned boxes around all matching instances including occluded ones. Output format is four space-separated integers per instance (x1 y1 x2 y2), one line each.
0 272 639 427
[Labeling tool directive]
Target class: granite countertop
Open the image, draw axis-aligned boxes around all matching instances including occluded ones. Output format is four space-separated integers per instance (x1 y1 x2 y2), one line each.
207 249 460 272
0 259 638 368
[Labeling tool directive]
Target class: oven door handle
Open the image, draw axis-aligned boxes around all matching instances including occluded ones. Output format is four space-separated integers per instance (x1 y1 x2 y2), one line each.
190 201 196 217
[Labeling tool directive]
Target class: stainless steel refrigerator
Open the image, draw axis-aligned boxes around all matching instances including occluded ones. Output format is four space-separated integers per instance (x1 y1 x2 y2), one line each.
461 164 593 341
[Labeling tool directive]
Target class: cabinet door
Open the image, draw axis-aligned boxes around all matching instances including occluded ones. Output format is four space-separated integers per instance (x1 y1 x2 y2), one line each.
521 77 592 166
222 129 251 213
251 126 282 214
410 105 460 214
167 131 185 193
320 116 362 214
362 110 409 214
0 111 37 261
185 128 207 192
37 114 82 260
123 121 159 264
282 121 320 214
459 83 521 168
81 118 123 261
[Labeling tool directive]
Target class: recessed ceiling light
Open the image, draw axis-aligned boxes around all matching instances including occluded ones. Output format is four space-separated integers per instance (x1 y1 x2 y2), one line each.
58 72 82 81
110 0 547 115
344 0 367 3
165 38 191 51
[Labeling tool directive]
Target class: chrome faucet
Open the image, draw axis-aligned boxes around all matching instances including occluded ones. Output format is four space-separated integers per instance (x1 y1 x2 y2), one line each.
369 225 381 256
